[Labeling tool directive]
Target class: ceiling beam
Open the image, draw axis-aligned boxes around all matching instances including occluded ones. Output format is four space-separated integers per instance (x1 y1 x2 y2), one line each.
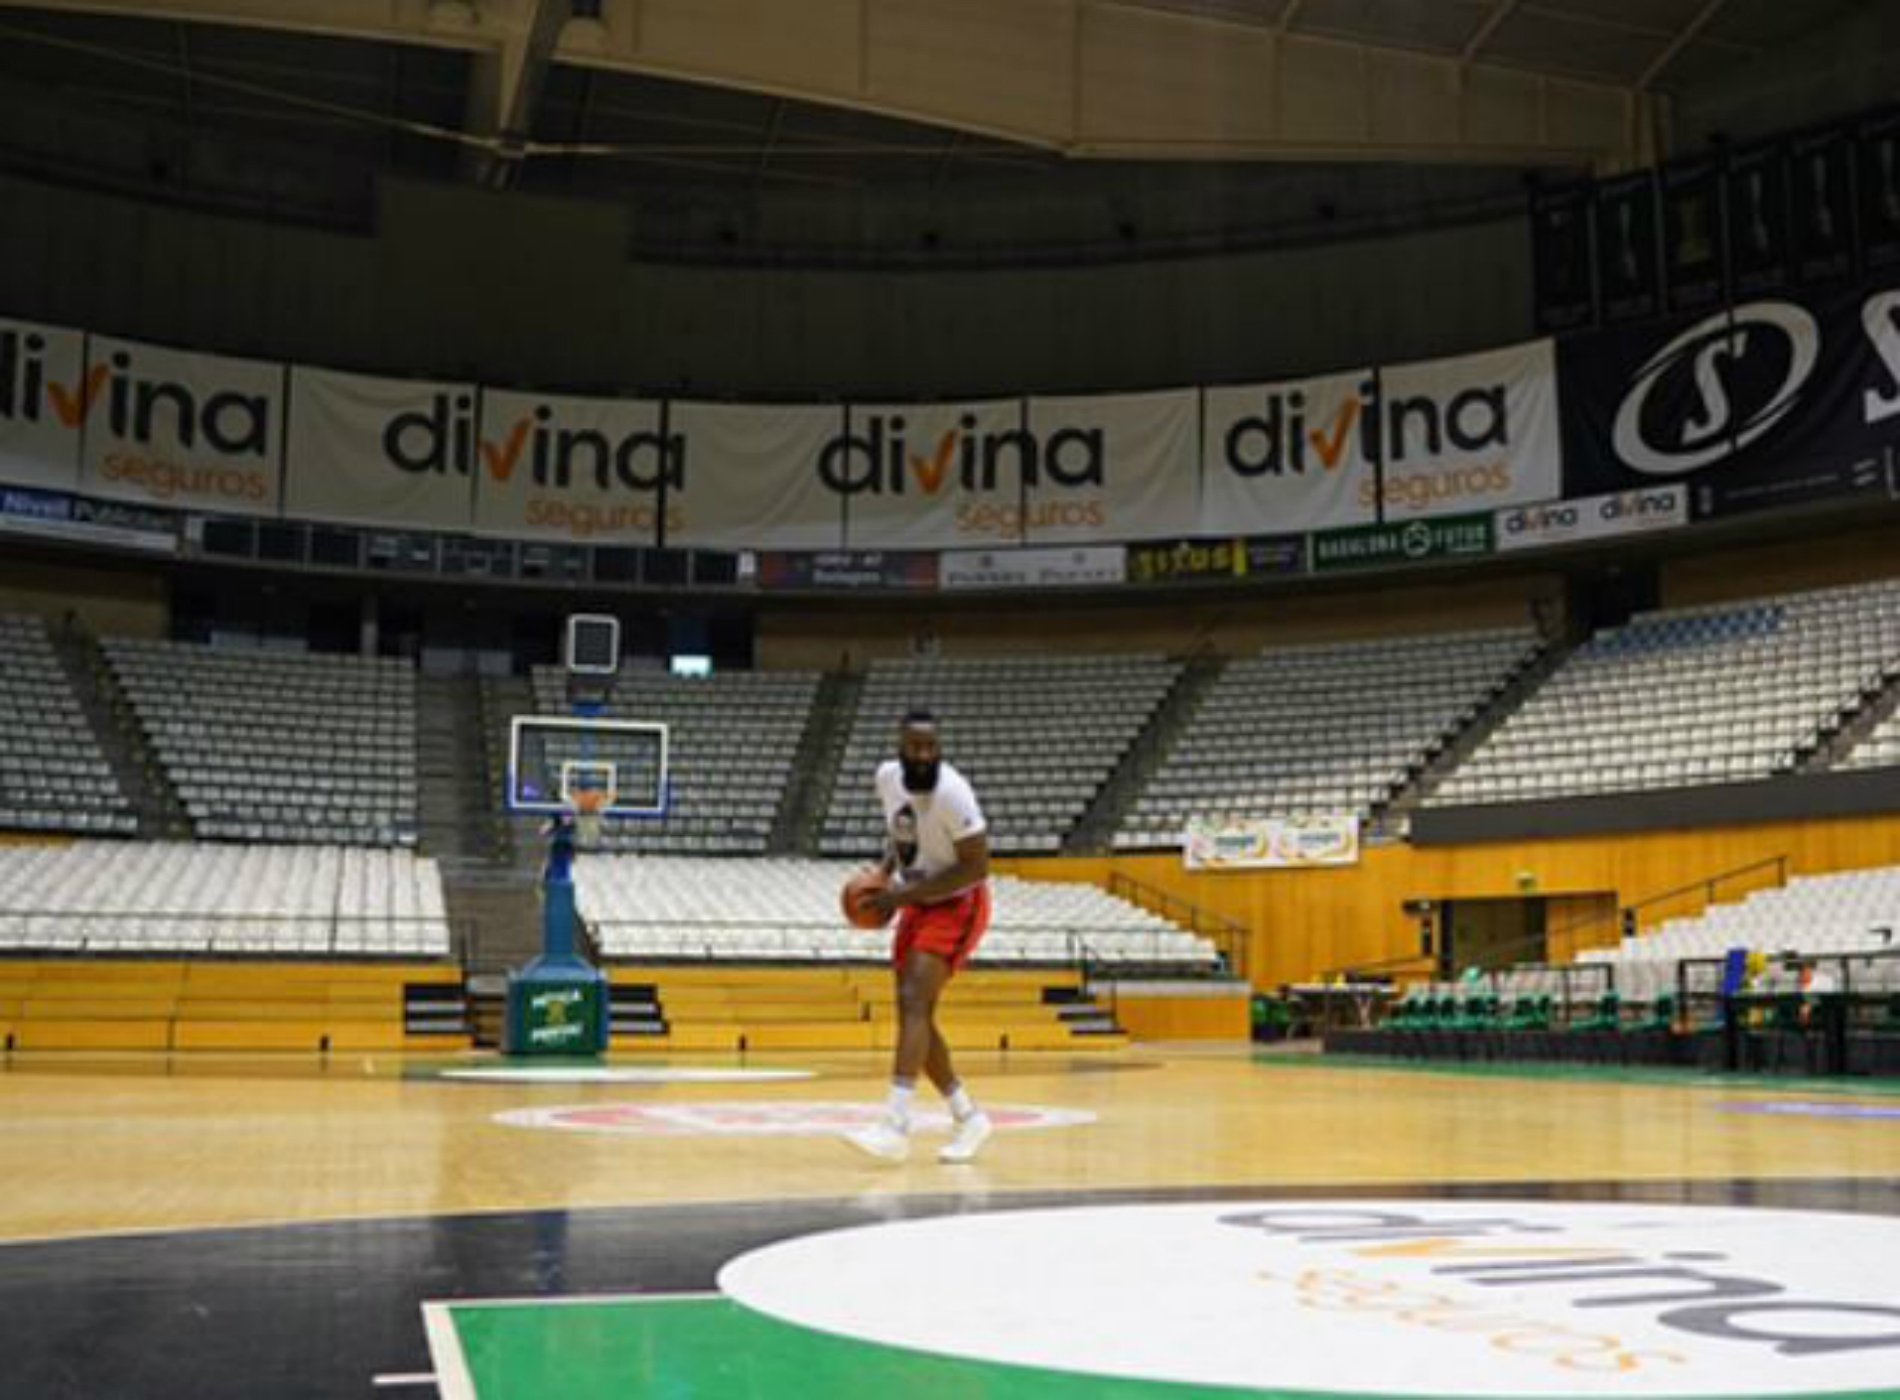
460 0 568 187
1637 0 1731 91
1462 0 1521 64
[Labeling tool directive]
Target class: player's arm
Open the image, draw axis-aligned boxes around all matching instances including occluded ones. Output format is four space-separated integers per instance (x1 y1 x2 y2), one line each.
887 831 989 908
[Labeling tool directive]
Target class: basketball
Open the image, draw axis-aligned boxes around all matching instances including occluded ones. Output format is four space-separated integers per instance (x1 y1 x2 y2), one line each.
841 869 894 930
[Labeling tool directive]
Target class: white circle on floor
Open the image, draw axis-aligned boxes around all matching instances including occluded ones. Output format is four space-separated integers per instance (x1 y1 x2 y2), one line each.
717 1199 1900 1397
444 1067 817 1085
494 1101 1094 1136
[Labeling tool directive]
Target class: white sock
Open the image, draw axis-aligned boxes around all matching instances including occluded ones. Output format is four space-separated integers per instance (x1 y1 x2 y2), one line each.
885 1080 916 1128
945 1083 976 1121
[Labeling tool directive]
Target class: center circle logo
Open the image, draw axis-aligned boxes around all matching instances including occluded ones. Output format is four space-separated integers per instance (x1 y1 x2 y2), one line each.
495 1100 1094 1137
717 1200 1900 1397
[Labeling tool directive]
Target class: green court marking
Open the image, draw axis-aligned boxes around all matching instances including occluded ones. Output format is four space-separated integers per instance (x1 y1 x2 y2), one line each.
439 1294 1273 1399
1262 1051 1900 1098
431 1294 1900 1400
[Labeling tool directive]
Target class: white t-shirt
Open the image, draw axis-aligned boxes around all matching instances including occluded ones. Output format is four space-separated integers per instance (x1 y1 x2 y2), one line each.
876 759 987 888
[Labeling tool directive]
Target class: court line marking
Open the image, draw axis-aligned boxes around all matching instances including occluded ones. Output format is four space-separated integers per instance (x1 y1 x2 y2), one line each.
422 1292 720 1400
370 1373 438 1389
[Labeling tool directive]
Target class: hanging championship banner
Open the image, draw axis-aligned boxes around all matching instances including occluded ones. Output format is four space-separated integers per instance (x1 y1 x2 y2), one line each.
1662 153 1729 314
1183 814 1361 870
79 335 283 518
1727 141 1791 297
1858 108 1900 272
667 402 844 549
1531 184 1599 333
1790 127 1854 285
0 319 85 492
285 367 477 530
831 399 1024 549
473 388 675 544
1597 171 1663 324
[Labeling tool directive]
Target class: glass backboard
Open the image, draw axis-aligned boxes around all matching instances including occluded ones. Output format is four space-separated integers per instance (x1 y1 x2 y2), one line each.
507 716 669 816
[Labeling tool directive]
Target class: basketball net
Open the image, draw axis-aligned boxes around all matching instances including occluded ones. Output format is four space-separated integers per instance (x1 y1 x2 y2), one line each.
572 787 612 850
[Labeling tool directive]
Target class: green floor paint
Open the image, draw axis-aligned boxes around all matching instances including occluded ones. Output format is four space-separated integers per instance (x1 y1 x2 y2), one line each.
1270 1051 1900 1097
447 1295 1272 1399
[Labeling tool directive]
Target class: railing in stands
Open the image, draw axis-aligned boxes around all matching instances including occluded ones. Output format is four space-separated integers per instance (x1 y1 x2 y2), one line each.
0 912 465 959
1105 873 1249 979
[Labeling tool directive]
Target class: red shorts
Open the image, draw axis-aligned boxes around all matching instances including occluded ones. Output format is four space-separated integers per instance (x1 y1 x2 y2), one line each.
892 883 991 974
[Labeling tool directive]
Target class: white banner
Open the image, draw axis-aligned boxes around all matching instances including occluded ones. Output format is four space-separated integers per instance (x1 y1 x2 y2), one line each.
668 402 844 549
1183 814 1361 870
1025 389 1199 545
1495 484 1688 553
940 545 1126 591
80 335 283 517
285 367 476 530
1200 369 1377 533
1374 337 1561 520
837 399 1024 549
474 389 674 543
0 319 85 492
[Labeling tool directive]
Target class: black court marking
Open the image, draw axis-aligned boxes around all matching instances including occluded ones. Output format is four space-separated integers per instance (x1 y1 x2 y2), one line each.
2 1178 1897 1400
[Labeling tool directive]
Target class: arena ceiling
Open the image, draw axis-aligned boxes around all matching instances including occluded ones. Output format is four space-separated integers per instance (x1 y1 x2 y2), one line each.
0 0 1872 258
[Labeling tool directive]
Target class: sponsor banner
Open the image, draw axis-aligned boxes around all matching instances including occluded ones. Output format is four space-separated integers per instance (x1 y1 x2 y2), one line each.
939 545 1125 591
833 400 1023 549
79 335 283 518
0 487 177 553
1495 485 1688 553
667 402 843 550
1183 815 1359 870
755 550 938 591
1023 389 1198 545
720 1200 1900 1398
285 367 476 530
1126 534 1305 585
0 319 85 492
1373 338 1562 521
1312 513 1492 572
474 388 676 544
1559 283 1898 518
1200 368 1375 533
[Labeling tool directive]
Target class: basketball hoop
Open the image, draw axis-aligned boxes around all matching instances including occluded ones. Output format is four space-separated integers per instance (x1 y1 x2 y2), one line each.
571 786 613 850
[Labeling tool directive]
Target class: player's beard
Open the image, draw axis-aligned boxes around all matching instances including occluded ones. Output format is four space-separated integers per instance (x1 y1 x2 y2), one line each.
900 757 940 793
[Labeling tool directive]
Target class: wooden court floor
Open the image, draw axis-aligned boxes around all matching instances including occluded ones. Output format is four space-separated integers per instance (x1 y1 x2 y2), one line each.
0 1044 1896 1398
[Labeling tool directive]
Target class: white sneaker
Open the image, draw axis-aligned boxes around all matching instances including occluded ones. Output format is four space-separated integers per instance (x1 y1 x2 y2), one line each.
938 1111 993 1164
845 1116 910 1163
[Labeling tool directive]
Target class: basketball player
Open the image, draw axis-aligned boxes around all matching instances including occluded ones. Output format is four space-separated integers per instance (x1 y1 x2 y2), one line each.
845 709 993 1164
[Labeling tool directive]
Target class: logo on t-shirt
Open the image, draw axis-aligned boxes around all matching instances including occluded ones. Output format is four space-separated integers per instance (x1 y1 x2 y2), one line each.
891 805 919 871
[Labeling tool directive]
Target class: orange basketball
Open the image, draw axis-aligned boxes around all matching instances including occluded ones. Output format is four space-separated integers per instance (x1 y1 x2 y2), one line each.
841 869 894 930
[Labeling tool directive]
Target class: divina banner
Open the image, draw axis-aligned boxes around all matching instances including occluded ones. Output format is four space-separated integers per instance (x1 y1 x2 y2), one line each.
1183 815 1361 870
473 388 678 544
1558 281 1900 517
0 319 85 493
285 367 478 530
79 335 284 518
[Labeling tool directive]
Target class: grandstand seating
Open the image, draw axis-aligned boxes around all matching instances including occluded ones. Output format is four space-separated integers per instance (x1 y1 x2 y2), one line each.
1432 581 1900 806
103 638 418 845
522 666 819 855
820 654 1180 856
0 841 451 956
576 855 1219 969
1116 628 1540 848
1841 702 1900 770
0 615 135 837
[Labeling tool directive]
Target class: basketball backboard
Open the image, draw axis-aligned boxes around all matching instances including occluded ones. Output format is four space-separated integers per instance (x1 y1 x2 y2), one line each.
507 716 669 817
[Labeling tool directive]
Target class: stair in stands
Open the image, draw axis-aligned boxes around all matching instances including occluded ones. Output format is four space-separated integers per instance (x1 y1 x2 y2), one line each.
1064 651 1228 855
48 626 190 839
1796 657 1900 771
480 675 534 864
1374 630 1576 832
775 669 863 855
443 867 544 977
417 675 498 861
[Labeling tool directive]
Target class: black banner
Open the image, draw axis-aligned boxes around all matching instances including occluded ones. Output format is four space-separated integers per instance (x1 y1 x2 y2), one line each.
1663 155 1728 314
1727 142 1790 296
1791 128 1855 285
756 550 938 591
1859 109 1900 271
1559 281 1899 519
1531 185 1598 332
1597 172 1663 324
